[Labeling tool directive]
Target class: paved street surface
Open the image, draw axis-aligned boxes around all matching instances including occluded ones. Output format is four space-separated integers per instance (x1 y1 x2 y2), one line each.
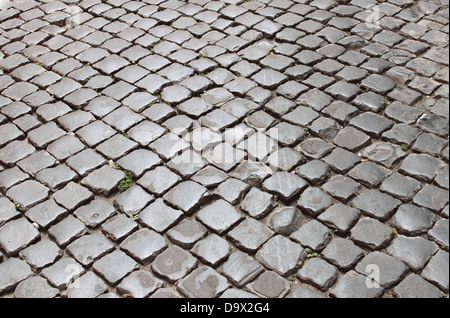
0 0 448 298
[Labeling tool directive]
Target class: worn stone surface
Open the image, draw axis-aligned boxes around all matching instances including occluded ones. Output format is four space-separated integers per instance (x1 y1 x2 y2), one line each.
0 0 448 299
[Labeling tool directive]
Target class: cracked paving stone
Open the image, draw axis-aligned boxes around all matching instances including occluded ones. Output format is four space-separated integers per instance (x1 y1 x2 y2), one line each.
120 228 167 265
255 235 305 276
152 245 197 283
178 265 229 298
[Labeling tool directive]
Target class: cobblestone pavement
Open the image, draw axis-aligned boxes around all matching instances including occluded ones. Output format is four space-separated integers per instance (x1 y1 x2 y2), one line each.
0 0 448 298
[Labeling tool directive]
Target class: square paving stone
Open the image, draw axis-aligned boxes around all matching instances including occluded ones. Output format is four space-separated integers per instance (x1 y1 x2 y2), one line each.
355 251 409 288
262 171 308 202
116 270 163 298
150 133 190 161
393 274 444 298
352 189 401 221
6 180 50 210
41 257 84 290
247 271 291 298
0 197 20 227
152 245 197 283
361 141 406 169
100 214 138 243
380 173 421 201
96 134 138 161
76 120 116 147
399 153 445 182
17 150 56 177
14 275 60 298
282 106 320 127
65 271 109 299
166 218 208 249
296 138 335 160
0 258 33 294
127 121 166 147
223 250 265 289
139 198 183 233
322 238 364 271
52 181 94 211
348 162 391 188
73 199 116 228
192 233 231 267
227 217 274 253
0 217 40 256
214 177 250 205
350 217 394 250
298 258 338 291
67 233 114 266
27 122 66 149
163 181 210 215
196 199 244 235
387 236 438 272
256 235 305 276
116 149 162 178
35 165 77 191
321 174 362 202
24 198 68 230
81 165 126 196
178 266 229 298
297 187 333 217
0 167 29 192
333 126 371 152
413 184 449 213
240 187 275 219
318 204 360 235
48 214 88 248
103 106 144 132
428 218 449 250
330 270 384 298
392 204 435 236
120 228 167 265
268 147 305 172
422 250 449 293
66 149 106 176
92 250 138 285
296 159 330 185
114 185 155 216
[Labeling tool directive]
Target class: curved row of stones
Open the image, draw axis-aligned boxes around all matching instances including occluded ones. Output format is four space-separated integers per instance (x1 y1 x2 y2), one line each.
0 0 448 298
